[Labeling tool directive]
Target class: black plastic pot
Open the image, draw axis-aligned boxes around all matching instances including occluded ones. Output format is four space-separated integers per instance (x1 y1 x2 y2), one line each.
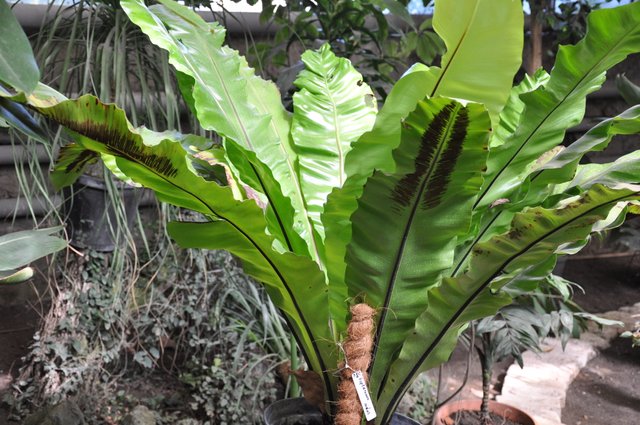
264 398 419 425
63 175 140 252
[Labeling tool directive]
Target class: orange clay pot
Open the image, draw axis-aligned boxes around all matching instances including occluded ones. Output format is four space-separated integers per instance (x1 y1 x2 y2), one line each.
434 400 536 425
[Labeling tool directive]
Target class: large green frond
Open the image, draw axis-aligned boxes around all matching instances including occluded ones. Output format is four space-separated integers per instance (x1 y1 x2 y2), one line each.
377 184 640 423
33 94 337 401
478 2 640 209
323 0 522 307
345 98 490 398
291 44 377 240
121 0 319 259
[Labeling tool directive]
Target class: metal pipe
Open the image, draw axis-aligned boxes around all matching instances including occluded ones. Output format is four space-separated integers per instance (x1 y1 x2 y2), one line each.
11 3 275 35
0 195 62 219
0 190 157 219
0 145 51 165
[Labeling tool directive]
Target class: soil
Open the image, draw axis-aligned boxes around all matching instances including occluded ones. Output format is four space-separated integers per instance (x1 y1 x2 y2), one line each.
562 338 640 425
558 255 640 425
445 410 521 425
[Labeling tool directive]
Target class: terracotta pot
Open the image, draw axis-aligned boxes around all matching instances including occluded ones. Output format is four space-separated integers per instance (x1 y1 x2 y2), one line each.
434 400 536 425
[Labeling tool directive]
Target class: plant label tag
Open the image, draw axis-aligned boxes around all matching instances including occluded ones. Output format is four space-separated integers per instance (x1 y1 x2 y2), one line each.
351 370 376 421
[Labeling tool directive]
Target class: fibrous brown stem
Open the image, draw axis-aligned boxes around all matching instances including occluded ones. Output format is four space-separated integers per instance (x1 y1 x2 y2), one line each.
335 303 376 425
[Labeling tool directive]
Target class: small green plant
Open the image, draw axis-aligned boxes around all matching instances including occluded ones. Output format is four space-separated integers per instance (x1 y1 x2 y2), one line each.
3 1 640 424
249 0 444 99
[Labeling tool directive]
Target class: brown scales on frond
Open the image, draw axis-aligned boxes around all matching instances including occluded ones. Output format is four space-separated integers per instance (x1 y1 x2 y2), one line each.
335 303 376 425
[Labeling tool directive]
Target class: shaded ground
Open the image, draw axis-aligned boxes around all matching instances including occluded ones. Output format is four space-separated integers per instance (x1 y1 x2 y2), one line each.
562 254 640 313
0 303 43 425
562 338 640 425
560 255 640 425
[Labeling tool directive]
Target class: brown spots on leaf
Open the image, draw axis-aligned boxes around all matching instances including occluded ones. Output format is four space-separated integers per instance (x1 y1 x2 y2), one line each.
53 99 179 179
508 226 524 240
390 101 470 212
422 106 468 210
65 148 98 173
392 103 454 209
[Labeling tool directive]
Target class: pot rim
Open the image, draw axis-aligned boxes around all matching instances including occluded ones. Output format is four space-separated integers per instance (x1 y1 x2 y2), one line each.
434 399 536 425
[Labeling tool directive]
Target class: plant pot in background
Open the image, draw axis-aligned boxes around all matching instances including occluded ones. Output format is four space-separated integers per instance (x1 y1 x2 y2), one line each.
434 400 535 425
63 174 140 252
264 398 420 425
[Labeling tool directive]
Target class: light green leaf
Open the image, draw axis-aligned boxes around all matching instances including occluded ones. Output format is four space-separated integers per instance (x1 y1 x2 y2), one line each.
492 69 551 149
121 0 319 260
431 0 523 125
0 267 34 285
478 2 640 209
292 44 377 240
519 105 640 206
0 1 40 94
454 103 640 276
0 227 66 271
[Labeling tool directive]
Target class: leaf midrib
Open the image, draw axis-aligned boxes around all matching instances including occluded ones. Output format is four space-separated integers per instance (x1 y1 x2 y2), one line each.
430 0 480 98
371 102 461 376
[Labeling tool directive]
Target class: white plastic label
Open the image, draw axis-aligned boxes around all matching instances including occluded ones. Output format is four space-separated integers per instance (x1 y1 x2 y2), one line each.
351 370 377 421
